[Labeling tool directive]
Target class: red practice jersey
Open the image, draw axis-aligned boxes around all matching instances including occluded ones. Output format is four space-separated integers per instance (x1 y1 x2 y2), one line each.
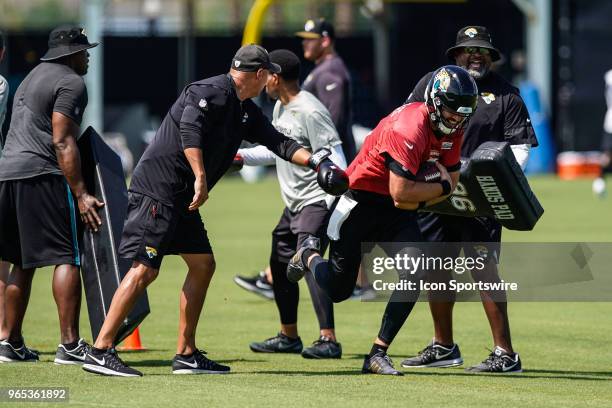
346 102 462 196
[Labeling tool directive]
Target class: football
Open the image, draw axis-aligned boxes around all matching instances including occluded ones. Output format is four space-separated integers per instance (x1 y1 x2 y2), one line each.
415 161 441 182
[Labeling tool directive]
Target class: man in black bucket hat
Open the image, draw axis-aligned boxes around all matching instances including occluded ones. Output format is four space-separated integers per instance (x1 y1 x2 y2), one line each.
445 25 502 64
0 25 102 365
40 25 99 62
402 26 538 374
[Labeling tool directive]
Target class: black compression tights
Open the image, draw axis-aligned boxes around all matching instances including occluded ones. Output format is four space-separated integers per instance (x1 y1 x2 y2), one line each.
309 256 418 345
270 259 334 329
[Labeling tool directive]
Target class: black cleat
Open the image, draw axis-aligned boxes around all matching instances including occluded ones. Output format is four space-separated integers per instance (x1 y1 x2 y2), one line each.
401 340 463 368
82 347 142 377
287 236 320 283
465 346 522 374
362 351 403 376
233 270 274 300
301 336 342 359
172 349 230 374
249 333 303 354
0 340 39 363
54 338 90 365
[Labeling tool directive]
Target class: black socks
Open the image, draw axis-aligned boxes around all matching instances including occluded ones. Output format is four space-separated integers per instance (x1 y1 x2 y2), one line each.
369 343 388 358
62 340 79 350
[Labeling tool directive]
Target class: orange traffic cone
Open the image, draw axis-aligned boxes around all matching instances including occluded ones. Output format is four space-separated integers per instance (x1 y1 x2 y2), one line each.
117 327 146 351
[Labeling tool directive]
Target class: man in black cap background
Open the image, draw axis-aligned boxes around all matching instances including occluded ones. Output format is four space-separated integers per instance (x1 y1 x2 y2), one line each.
0 25 102 365
297 18 356 163
82 44 348 377
402 26 538 373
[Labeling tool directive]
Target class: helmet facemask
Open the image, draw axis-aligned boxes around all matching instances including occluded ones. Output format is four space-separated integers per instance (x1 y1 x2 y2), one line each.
425 66 478 138
430 97 471 135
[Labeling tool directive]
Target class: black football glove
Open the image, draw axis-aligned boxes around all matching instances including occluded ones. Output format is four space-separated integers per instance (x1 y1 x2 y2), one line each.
308 148 349 196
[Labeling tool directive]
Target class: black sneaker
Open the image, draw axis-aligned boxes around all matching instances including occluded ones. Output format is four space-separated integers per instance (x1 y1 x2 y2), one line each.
54 338 90 365
82 347 142 377
233 271 274 300
0 340 39 363
249 333 303 353
362 351 403 376
287 236 320 283
172 349 230 374
401 340 463 368
465 346 522 374
301 336 342 359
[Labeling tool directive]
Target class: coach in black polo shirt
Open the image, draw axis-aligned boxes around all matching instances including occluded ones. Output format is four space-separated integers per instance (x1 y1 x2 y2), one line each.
82 44 348 377
0 25 101 364
402 26 538 373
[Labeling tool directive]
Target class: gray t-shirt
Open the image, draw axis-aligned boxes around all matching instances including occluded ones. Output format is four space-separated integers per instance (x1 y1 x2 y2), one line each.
272 90 341 212
0 62 87 181
0 74 8 152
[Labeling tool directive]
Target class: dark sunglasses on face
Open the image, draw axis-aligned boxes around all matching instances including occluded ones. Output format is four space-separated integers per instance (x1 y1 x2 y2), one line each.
464 47 490 55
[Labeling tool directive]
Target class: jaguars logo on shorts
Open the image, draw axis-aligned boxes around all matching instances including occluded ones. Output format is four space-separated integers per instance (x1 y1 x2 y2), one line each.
145 246 158 259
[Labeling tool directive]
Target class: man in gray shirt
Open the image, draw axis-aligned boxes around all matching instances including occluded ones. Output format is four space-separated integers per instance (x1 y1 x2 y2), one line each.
0 25 102 365
237 50 347 359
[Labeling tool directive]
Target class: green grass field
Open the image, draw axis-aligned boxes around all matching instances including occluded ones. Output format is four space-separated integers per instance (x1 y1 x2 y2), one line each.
1 175 611 408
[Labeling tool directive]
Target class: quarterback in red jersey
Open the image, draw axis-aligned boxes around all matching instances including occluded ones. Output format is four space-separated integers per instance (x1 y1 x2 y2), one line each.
287 65 478 375
347 101 463 197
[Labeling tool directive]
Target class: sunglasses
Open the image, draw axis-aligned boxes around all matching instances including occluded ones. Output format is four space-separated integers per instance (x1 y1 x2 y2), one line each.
464 47 491 55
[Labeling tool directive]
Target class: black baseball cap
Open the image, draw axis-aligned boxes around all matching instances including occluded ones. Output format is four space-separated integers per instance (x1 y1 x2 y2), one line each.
269 49 300 81
231 44 281 74
446 26 501 62
295 18 335 39
40 25 98 61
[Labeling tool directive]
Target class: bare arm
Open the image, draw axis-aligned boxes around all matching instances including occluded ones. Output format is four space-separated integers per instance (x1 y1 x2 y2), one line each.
290 148 312 167
52 111 104 231
396 171 459 210
184 147 208 211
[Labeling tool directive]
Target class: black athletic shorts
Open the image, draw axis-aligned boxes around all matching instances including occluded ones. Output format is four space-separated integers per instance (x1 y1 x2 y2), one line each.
118 192 212 269
271 200 330 263
0 174 81 269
